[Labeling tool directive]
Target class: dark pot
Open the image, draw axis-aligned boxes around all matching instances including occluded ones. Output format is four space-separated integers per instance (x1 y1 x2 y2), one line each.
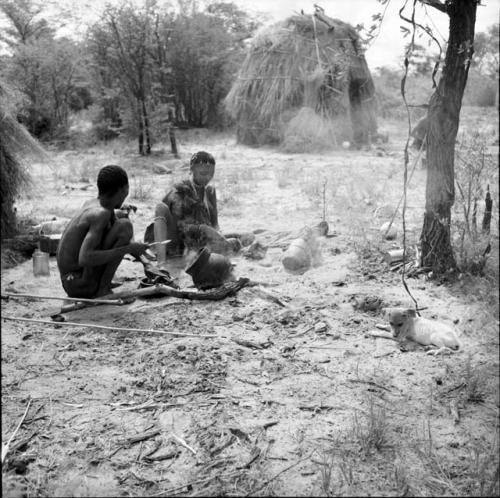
185 247 233 290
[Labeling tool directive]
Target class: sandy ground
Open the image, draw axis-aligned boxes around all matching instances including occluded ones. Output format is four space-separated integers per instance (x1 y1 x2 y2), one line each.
1 109 499 497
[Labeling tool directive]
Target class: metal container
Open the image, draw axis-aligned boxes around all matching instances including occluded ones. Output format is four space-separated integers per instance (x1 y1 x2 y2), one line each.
185 247 233 290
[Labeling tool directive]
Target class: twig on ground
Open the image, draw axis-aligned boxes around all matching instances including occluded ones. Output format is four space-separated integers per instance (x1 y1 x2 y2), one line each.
367 330 397 341
2 396 32 463
245 452 313 496
262 420 279 429
232 337 271 349
449 399 460 424
8 431 37 456
249 286 287 307
118 428 161 446
170 433 196 455
150 471 242 496
288 325 314 338
2 316 218 338
144 449 179 462
374 351 396 358
233 375 261 386
115 401 183 412
347 379 392 392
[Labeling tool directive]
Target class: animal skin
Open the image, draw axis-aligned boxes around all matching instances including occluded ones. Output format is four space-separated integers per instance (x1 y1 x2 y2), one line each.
386 307 462 356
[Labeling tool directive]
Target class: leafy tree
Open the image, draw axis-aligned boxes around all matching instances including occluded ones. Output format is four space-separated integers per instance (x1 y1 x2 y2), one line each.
169 3 258 127
471 23 499 78
404 42 435 75
88 2 160 154
0 0 85 138
0 0 54 47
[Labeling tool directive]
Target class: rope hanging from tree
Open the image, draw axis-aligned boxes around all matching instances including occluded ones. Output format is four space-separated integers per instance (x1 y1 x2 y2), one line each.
398 0 422 315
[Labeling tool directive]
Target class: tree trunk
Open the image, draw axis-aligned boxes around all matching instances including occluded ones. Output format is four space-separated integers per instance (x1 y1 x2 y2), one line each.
482 185 492 234
138 102 144 155
420 0 477 276
169 124 178 157
142 99 151 155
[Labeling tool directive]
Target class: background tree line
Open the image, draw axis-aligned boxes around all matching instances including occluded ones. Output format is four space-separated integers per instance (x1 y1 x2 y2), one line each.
0 1 497 153
0 0 259 154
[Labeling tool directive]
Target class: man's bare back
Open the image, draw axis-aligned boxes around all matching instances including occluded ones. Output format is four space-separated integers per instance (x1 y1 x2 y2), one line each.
57 199 115 276
56 165 148 298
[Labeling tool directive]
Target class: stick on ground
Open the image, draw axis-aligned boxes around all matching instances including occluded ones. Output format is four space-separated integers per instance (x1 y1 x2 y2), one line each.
1 316 218 338
2 292 124 305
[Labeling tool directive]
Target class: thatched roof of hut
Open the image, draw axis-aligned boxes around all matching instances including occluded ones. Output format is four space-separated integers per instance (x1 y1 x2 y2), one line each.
224 10 378 150
0 81 45 237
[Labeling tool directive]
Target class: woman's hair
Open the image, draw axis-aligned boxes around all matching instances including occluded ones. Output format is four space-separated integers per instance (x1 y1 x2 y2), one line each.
190 151 215 167
97 165 129 196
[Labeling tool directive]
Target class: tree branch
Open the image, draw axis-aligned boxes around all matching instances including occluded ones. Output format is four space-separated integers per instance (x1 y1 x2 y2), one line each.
419 0 448 14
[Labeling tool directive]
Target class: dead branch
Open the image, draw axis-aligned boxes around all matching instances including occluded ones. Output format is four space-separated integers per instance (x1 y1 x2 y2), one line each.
1 316 218 338
99 277 249 302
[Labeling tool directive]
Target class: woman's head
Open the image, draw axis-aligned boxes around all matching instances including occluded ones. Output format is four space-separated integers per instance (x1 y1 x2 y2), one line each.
190 151 215 187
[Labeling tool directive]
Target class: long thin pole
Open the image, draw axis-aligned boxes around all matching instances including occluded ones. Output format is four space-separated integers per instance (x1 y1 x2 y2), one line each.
1 316 218 338
2 292 124 305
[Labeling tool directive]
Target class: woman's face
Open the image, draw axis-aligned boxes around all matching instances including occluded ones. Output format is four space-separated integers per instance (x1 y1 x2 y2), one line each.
191 162 215 187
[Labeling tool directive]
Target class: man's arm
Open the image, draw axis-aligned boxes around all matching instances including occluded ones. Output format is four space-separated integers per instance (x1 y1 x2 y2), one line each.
78 210 145 266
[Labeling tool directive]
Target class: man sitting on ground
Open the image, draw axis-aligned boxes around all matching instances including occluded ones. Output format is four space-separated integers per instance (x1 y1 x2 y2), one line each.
145 151 250 270
57 165 149 298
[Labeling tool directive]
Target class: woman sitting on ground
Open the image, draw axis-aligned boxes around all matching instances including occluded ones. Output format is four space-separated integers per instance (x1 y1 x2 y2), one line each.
145 151 252 270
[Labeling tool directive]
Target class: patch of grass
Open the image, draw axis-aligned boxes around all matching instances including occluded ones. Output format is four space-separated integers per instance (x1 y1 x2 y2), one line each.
461 355 489 404
130 174 154 202
351 396 389 454
275 164 297 189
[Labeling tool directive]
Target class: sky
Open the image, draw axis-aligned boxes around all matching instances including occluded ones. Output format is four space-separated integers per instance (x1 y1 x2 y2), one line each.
234 0 500 68
1 0 499 68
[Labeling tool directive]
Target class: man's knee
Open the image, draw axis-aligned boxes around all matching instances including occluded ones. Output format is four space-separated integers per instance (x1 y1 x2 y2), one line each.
115 218 133 242
155 202 170 219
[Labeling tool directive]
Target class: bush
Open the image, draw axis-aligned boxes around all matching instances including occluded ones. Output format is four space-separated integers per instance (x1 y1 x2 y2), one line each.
452 130 498 276
464 73 498 107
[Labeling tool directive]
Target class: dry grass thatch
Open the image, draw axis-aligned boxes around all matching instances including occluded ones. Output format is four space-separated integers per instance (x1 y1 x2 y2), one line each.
0 81 46 237
224 11 378 148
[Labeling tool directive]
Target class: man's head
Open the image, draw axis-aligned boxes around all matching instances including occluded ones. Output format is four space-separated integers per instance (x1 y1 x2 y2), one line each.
97 165 129 208
190 151 215 187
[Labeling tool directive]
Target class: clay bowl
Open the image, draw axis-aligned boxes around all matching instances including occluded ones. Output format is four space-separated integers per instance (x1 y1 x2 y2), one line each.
185 247 234 290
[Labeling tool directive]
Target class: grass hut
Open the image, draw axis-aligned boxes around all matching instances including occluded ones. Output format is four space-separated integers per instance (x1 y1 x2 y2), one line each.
224 10 378 151
0 81 44 238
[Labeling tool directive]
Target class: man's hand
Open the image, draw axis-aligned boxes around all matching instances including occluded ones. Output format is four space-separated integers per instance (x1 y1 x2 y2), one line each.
128 241 150 258
117 204 138 219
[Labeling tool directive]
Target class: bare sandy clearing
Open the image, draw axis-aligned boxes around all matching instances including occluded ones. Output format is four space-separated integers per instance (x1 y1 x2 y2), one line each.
2 111 499 496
